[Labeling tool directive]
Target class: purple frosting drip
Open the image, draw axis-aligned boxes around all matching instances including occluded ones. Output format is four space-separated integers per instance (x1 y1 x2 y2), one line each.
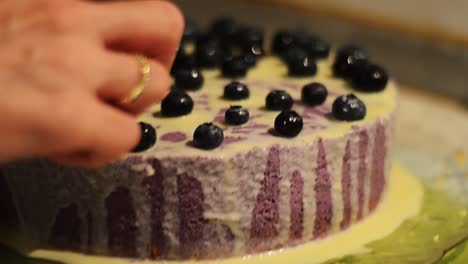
0 171 19 228
340 141 352 230
289 170 304 240
49 203 82 251
224 224 235 241
302 105 331 119
356 130 369 220
250 146 281 240
160 132 187 143
86 211 93 252
313 139 333 239
177 173 205 258
213 108 228 123
105 187 137 258
142 159 166 258
223 136 246 144
369 123 387 212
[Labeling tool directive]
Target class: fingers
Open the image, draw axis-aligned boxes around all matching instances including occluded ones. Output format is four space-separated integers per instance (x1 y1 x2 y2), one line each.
96 52 172 114
88 0 184 70
31 35 171 115
35 91 140 167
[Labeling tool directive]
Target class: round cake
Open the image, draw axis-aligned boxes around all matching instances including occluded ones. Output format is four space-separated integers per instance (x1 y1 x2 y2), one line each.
0 23 396 261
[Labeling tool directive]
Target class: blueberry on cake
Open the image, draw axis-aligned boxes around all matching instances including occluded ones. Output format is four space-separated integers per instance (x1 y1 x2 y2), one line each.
0 18 395 260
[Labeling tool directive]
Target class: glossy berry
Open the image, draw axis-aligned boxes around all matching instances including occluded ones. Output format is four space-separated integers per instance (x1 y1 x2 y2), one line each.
224 81 250 100
274 110 303 137
272 31 295 55
337 45 369 60
193 123 224 150
290 29 311 48
304 37 330 59
161 90 194 117
332 94 367 121
352 64 389 92
288 56 317 77
171 50 196 76
196 36 222 68
301 82 328 106
237 27 263 45
280 46 307 65
242 53 257 68
174 67 204 90
237 27 265 58
182 18 200 43
225 106 249 125
210 17 239 52
132 122 157 152
210 17 239 38
333 45 368 79
266 90 293 110
222 56 248 78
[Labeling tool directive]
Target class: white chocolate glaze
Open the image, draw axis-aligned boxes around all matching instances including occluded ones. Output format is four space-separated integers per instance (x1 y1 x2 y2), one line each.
0 163 422 264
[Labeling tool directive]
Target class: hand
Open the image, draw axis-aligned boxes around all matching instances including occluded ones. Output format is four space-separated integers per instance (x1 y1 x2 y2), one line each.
0 0 184 167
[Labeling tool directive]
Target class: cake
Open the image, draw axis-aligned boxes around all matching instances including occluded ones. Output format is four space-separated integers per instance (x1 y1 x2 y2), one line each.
0 20 396 261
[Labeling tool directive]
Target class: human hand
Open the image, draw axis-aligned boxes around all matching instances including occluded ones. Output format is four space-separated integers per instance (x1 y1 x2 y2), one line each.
0 0 184 167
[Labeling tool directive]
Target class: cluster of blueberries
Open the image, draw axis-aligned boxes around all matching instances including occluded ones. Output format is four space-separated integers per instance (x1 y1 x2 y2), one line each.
132 17 389 152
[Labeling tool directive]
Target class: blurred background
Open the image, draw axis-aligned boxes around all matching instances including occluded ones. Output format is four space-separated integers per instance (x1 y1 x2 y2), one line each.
173 0 468 199
174 0 468 106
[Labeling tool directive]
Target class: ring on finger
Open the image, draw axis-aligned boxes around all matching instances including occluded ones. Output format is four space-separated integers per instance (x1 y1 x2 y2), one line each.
119 55 152 105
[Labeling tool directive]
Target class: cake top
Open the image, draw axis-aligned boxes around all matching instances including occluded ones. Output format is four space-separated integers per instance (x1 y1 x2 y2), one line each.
128 19 397 159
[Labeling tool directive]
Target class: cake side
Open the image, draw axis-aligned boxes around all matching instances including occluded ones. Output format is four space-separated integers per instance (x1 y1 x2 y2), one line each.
0 110 393 259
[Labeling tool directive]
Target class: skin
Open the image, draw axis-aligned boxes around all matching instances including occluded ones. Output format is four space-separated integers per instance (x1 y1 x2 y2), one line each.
0 0 184 167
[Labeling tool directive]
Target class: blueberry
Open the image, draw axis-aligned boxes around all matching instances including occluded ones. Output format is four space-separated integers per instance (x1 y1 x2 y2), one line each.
302 82 328 106
288 56 317 77
274 110 303 137
132 122 157 152
161 90 194 117
242 53 258 68
290 29 311 48
210 17 239 39
304 37 330 59
272 31 295 55
224 81 249 100
225 106 249 125
244 44 264 58
266 90 293 110
174 67 204 90
333 45 368 79
210 17 240 52
193 123 224 149
171 50 196 76
332 94 367 121
237 26 263 45
182 18 200 43
337 45 369 60
237 26 265 58
222 56 248 78
352 64 388 92
196 35 222 68
280 46 308 65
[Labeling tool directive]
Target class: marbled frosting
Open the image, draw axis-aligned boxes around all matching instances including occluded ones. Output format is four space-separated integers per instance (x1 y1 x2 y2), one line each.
0 56 396 260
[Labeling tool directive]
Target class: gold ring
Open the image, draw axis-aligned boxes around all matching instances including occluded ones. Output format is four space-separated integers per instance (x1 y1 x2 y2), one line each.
119 55 152 105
